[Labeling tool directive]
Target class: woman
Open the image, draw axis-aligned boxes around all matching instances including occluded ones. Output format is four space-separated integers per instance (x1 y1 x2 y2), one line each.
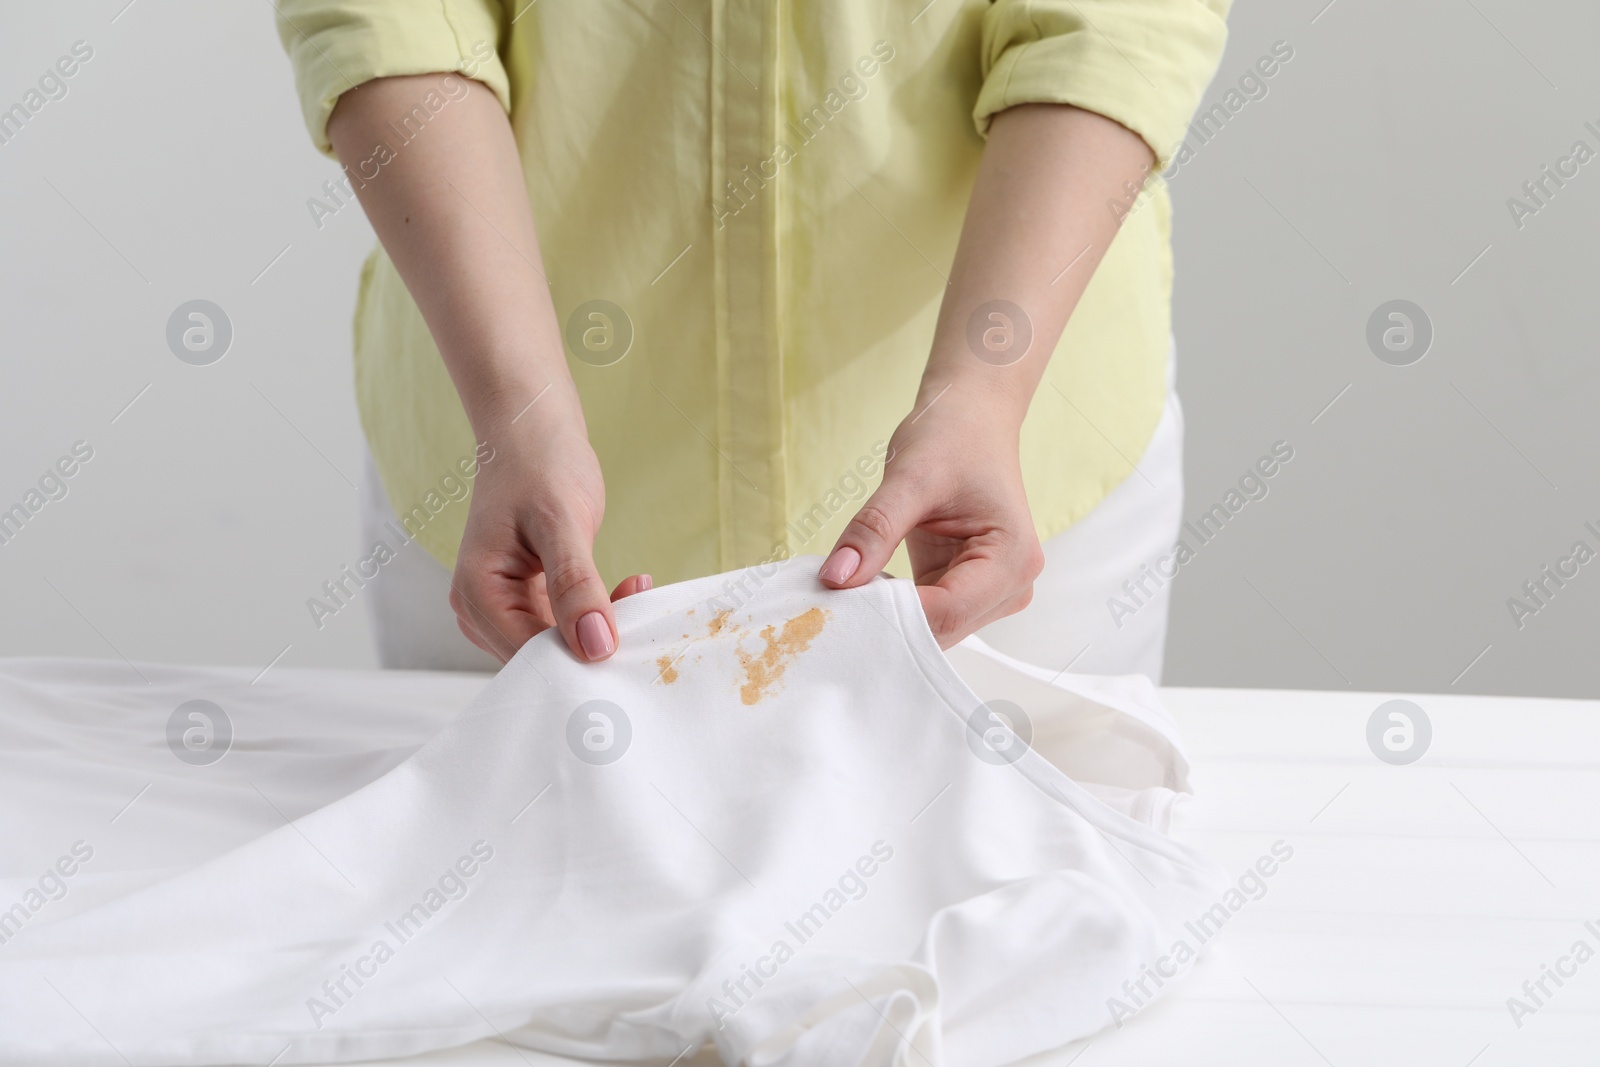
276 0 1229 676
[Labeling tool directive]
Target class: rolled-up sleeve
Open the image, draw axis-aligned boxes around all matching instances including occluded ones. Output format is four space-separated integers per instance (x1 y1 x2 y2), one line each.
275 0 512 157
974 0 1231 167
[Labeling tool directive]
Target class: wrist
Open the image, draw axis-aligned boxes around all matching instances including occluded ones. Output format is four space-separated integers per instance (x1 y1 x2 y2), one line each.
913 355 1035 432
463 370 588 450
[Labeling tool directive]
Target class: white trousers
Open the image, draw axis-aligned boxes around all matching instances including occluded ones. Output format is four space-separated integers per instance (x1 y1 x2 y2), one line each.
360 346 1183 681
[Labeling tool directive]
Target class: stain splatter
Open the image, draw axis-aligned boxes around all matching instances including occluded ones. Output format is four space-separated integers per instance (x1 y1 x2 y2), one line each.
653 611 740 684
736 607 829 706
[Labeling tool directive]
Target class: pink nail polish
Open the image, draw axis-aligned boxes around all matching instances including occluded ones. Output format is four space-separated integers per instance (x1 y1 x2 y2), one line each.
577 611 615 660
639 574 653 591
819 547 861 585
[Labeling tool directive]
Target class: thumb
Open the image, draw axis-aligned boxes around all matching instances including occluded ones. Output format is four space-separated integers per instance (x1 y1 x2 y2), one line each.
541 532 620 663
820 479 921 588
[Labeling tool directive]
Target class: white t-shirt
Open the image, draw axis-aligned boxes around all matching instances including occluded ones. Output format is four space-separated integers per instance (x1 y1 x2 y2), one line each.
0 556 1224 1066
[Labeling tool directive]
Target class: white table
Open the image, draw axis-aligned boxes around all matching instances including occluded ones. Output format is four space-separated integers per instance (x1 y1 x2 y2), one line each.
307 685 1599 1067
1055 686 1600 1067
5 662 1595 1065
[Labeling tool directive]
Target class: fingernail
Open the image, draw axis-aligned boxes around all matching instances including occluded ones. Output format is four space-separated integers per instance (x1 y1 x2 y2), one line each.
819 547 861 585
639 574 653 591
577 611 615 660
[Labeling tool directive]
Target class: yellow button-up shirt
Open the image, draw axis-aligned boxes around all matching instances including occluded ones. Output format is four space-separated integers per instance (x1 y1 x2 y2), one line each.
277 0 1229 584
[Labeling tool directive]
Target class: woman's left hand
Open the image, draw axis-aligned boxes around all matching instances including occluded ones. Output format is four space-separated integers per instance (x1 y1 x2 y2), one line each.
815 102 1158 647
818 394 1044 648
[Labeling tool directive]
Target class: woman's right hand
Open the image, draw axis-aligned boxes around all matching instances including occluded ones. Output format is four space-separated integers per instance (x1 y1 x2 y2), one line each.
326 74 646 663
449 398 649 665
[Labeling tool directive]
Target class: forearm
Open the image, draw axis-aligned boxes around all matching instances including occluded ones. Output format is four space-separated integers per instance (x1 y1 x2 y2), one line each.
918 103 1155 426
326 74 578 442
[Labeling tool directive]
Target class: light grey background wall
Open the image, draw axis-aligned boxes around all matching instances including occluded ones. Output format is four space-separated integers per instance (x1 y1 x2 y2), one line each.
0 2 379 675
1164 0 1600 698
0 1 1593 697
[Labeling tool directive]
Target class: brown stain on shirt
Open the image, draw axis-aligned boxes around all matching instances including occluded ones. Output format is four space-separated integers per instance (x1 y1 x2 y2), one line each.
736 607 828 706
655 610 739 684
